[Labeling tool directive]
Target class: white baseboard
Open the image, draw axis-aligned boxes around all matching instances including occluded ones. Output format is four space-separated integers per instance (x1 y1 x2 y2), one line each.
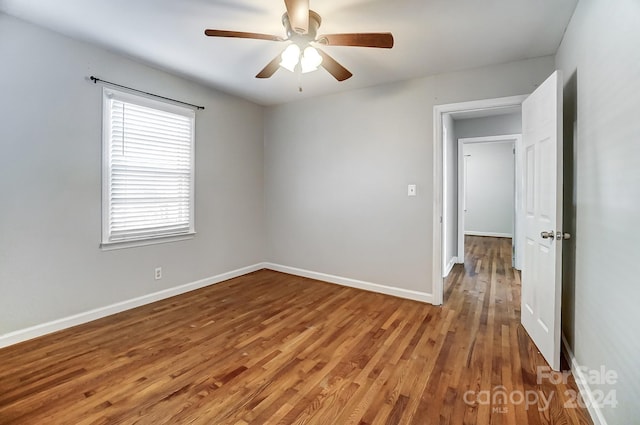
464 231 512 238
443 257 457 278
0 263 267 349
561 333 608 425
264 263 433 304
1 262 434 349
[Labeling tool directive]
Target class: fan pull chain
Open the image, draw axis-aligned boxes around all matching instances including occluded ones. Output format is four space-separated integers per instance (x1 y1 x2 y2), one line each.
298 69 303 92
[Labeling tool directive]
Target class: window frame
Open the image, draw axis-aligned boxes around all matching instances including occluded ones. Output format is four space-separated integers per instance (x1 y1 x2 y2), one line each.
100 87 196 250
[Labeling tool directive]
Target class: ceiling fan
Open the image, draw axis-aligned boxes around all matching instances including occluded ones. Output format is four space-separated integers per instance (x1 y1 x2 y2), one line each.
204 0 394 82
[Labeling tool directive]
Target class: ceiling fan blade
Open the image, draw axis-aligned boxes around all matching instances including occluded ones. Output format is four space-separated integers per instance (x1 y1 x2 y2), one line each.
255 53 283 79
204 29 283 42
317 33 394 49
317 49 352 82
284 0 309 33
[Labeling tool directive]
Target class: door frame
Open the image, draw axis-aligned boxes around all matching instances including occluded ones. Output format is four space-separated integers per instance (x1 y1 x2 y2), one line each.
457 135 523 270
432 95 528 305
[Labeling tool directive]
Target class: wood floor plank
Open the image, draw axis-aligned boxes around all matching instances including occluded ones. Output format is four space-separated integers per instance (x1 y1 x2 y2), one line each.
0 236 593 424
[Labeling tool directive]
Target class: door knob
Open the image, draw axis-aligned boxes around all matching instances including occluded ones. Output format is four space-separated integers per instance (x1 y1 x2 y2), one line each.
541 230 555 239
556 232 571 240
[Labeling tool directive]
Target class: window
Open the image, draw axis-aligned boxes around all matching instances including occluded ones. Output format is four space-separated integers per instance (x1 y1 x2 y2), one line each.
101 88 195 248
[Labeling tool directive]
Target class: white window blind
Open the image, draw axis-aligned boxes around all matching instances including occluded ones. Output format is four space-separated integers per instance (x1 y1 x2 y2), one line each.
102 88 195 247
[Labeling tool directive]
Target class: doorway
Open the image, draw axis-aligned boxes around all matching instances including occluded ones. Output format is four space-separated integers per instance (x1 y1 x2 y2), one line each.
456 135 523 271
432 95 527 306
434 72 565 370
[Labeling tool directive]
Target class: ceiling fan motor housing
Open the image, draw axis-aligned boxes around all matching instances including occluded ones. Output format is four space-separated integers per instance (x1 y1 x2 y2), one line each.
283 10 321 41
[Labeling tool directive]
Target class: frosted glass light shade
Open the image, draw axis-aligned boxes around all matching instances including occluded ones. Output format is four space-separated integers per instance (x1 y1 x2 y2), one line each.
280 44 300 72
301 46 323 73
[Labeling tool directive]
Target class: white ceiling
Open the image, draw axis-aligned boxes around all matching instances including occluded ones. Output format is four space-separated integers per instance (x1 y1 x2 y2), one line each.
0 0 577 105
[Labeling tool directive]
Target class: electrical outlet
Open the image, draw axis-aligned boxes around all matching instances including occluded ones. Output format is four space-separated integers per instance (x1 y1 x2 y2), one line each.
154 267 162 280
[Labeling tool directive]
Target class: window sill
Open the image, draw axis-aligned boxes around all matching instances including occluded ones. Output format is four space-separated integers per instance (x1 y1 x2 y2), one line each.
100 232 196 251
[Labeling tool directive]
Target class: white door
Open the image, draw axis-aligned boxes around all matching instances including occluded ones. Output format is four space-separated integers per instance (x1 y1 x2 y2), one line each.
521 70 564 371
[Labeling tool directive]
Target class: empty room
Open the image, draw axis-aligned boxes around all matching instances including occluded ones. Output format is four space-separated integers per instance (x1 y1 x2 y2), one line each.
0 0 638 424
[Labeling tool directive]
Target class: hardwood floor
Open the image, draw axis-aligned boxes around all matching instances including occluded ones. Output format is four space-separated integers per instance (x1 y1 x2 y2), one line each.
0 236 592 424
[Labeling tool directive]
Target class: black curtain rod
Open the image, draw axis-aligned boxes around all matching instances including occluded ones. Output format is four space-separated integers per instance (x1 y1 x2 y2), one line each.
89 76 205 110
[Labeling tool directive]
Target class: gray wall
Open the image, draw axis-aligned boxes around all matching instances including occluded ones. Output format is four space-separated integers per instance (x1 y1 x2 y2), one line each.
0 15 266 335
463 142 514 236
455 112 521 139
555 0 640 422
265 56 555 296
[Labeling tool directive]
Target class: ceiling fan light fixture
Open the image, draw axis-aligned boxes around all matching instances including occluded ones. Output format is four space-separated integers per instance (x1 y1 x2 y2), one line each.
280 44 300 72
301 46 323 73
205 1 393 83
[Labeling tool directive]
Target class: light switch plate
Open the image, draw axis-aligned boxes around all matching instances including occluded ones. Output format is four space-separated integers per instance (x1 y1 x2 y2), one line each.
408 184 417 196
